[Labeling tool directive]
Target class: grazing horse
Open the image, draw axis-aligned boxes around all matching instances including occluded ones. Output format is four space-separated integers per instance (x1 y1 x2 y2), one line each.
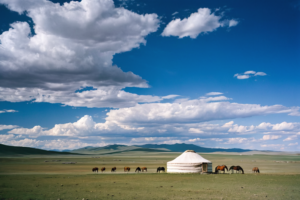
124 167 130 172
215 165 228 174
101 167 106 172
135 167 141 173
229 166 244 174
92 167 98 173
141 167 147 172
111 167 116 172
252 167 260 173
157 167 165 173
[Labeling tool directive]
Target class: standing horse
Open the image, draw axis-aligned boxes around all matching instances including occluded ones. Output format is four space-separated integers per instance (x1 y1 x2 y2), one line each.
215 165 228 174
142 167 147 172
111 167 116 172
252 167 260 173
135 167 141 173
92 167 98 173
157 167 165 173
124 167 130 172
229 166 244 174
101 167 106 172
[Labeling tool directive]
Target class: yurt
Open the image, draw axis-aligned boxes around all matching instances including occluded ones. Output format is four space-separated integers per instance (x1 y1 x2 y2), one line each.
167 150 212 173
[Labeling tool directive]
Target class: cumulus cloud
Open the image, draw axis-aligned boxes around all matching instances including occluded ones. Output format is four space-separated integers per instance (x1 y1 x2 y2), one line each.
162 8 238 38
0 109 18 114
234 71 267 79
0 125 18 131
0 134 107 150
105 96 300 124
0 0 160 108
288 142 298 146
261 135 282 140
283 135 298 141
206 92 223 96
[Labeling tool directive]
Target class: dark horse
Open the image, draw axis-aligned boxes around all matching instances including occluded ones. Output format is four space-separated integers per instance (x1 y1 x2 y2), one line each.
135 167 141 173
101 167 106 172
111 167 116 172
229 166 244 174
157 167 165 173
252 167 260 173
92 167 98 173
215 165 228 174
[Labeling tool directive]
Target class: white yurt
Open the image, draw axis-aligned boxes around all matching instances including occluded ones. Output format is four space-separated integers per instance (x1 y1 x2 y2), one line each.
167 150 212 173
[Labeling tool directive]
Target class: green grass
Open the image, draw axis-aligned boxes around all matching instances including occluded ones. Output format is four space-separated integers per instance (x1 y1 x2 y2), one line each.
0 152 300 199
0 174 300 200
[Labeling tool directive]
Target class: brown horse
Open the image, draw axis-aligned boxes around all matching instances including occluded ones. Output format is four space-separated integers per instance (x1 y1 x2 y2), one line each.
111 167 116 172
229 166 244 174
101 167 106 172
124 167 130 172
215 165 228 174
92 167 98 173
141 167 147 172
252 167 260 173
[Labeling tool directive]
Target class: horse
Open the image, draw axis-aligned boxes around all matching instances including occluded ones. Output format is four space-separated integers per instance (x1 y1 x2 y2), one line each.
157 167 165 173
124 167 130 172
229 166 244 174
215 165 228 174
101 167 106 172
252 167 260 173
111 167 116 172
135 167 141 173
92 167 98 173
141 167 147 172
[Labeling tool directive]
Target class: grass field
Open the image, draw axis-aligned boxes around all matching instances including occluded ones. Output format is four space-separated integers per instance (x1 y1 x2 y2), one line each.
0 151 300 199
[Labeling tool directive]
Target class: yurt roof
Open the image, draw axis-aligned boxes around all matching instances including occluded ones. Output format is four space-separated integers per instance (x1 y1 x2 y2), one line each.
167 150 211 164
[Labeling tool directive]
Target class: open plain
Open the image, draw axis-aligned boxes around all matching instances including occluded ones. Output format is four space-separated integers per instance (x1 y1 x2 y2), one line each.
1 151 300 199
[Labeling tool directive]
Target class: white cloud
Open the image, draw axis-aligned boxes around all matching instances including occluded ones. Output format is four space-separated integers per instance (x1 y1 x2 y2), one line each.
105 97 300 124
0 125 18 131
162 8 238 39
244 71 256 75
189 128 204 133
234 74 250 79
172 11 179 15
0 109 18 114
261 135 282 140
0 133 107 150
224 137 249 144
261 144 284 148
162 95 180 99
229 19 239 27
255 72 267 76
288 142 298 146
283 135 298 141
0 0 161 108
206 92 223 96
234 71 267 80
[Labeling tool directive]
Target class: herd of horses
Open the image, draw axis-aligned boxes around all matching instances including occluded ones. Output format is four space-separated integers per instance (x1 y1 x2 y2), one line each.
215 165 260 174
92 166 165 173
92 166 259 174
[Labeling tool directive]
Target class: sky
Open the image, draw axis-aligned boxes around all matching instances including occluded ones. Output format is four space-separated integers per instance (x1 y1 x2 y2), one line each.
0 0 299 151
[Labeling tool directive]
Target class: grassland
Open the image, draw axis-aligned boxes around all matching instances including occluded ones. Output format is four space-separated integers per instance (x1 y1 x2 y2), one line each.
0 151 300 199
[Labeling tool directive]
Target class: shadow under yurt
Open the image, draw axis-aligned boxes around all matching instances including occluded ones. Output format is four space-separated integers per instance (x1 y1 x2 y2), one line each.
167 150 212 173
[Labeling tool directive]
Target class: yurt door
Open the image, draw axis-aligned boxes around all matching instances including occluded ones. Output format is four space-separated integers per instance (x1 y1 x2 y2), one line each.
202 163 207 172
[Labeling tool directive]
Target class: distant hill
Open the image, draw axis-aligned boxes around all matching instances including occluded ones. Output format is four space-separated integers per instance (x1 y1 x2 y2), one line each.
69 144 170 154
0 144 76 156
0 143 252 156
137 143 251 153
69 143 251 154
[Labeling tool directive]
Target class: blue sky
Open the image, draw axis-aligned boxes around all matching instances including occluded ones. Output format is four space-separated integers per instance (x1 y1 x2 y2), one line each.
0 0 299 151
